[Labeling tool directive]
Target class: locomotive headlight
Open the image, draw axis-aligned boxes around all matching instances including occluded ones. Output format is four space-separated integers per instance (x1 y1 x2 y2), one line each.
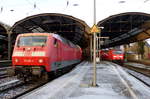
15 59 19 62
38 59 43 63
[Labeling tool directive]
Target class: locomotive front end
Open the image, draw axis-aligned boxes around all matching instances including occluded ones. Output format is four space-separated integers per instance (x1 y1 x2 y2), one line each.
11 33 50 79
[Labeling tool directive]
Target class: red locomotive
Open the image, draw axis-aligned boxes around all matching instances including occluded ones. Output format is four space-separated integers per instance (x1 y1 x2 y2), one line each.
107 49 124 62
10 33 82 80
101 49 124 63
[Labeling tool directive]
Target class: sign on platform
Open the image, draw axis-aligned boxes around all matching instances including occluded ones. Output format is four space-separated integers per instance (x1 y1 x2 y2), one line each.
90 24 100 33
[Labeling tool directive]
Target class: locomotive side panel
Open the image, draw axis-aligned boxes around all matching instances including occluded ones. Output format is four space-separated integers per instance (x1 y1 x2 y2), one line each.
50 37 82 71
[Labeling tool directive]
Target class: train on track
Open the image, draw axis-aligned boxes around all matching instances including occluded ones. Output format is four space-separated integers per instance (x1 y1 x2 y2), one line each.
100 49 124 63
8 33 82 80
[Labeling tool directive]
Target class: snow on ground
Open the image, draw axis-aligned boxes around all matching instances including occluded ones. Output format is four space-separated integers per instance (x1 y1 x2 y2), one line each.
111 62 150 99
21 61 150 99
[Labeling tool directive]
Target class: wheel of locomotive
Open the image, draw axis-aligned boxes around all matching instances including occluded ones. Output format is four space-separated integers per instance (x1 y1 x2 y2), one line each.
41 72 49 81
7 68 15 76
17 73 27 82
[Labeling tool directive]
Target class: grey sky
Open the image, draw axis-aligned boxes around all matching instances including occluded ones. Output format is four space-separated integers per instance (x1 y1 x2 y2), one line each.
0 0 150 26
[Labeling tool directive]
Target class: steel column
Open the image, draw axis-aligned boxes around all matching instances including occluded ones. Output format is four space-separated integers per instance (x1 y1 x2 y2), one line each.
8 32 11 60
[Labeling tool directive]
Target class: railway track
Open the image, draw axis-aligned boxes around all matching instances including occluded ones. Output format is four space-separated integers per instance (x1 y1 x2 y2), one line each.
0 79 23 92
117 62 150 88
0 66 71 98
123 63 150 77
0 61 12 79
0 60 12 67
0 78 48 99
0 62 80 98
125 69 150 87
128 60 150 66
0 67 11 79
0 73 8 79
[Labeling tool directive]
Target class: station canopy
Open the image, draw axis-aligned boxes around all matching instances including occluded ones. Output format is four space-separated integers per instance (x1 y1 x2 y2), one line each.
11 13 90 48
0 22 9 58
98 12 150 48
0 22 9 41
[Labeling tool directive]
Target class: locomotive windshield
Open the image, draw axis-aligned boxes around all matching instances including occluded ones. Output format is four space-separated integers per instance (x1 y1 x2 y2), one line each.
18 36 47 46
113 51 123 54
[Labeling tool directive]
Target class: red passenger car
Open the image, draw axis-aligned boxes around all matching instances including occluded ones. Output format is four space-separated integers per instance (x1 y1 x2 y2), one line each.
11 33 82 80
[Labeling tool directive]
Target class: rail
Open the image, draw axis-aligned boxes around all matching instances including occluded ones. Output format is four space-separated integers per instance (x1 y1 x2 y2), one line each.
123 64 150 77
0 60 12 67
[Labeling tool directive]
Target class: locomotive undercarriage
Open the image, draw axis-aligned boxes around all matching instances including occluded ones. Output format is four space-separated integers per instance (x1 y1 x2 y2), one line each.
8 66 49 81
7 63 79 82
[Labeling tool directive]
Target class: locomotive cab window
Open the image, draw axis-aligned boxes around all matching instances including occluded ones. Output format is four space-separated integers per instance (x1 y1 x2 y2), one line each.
54 38 58 47
17 36 47 47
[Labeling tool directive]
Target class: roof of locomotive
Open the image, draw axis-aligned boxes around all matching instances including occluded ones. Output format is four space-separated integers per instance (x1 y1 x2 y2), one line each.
18 33 52 36
17 33 74 46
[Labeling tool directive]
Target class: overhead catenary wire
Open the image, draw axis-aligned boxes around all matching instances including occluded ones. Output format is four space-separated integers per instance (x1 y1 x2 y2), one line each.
25 0 43 11
24 0 44 16
144 0 150 3
0 0 43 14
0 7 3 13
0 0 4 13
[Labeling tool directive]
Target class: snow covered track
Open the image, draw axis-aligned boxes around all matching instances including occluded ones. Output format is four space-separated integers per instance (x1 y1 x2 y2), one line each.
0 67 11 79
21 61 150 99
0 79 21 92
0 78 49 99
123 62 150 77
109 63 138 99
122 65 150 88
0 60 12 68
110 62 150 99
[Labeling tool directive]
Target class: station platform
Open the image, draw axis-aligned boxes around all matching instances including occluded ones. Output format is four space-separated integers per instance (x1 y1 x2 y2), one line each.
21 61 150 99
